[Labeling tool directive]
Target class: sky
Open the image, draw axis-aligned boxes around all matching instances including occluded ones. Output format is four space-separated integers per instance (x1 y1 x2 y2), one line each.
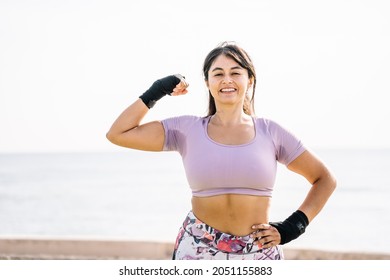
1 0 389 153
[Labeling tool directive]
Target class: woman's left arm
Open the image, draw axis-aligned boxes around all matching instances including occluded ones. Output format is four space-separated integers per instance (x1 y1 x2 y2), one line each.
251 150 336 248
287 149 337 222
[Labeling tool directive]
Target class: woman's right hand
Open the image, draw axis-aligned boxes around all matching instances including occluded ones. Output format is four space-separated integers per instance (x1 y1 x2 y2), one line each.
171 74 189 96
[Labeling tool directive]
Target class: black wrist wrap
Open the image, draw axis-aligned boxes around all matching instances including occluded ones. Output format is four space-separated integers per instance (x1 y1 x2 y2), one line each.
139 75 181 108
269 210 309 245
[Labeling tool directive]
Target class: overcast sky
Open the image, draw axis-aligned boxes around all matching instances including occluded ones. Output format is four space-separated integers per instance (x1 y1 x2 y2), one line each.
1 0 389 153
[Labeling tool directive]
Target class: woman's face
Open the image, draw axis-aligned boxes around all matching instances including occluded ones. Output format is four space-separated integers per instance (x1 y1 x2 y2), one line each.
206 54 253 109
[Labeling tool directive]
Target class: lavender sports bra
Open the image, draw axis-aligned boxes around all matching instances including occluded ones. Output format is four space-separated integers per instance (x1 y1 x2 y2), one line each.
161 115 305 197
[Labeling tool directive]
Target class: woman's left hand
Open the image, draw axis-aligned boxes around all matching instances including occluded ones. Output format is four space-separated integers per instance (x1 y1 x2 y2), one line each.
250 224 281 248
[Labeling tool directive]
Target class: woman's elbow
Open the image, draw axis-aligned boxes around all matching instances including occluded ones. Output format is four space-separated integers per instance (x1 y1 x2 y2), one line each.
315 169 337 194
106 130 119 145
332 175 337 191
327 171 337 193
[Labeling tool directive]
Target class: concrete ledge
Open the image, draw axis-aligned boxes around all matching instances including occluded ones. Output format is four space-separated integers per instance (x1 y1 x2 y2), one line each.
283 248 390 260
0 237 174 260
1 237 389 260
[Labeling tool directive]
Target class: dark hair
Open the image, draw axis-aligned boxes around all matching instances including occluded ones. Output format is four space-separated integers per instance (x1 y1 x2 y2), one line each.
203 42 257 116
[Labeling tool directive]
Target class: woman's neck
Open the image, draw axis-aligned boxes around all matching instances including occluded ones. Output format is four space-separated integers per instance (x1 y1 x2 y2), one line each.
211 109 252 127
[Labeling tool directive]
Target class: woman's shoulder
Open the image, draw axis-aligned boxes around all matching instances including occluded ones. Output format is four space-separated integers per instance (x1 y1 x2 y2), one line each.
161 115 207 130
163 114 206 123
254 115 303 144
253 116 292 134
253 116 278 128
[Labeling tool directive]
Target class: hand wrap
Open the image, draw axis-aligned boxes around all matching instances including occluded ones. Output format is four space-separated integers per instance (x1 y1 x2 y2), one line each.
139 75 181 108
270 210 309 245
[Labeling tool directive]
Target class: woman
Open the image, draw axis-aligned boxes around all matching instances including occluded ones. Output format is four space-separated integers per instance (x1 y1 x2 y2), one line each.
106 42 337 260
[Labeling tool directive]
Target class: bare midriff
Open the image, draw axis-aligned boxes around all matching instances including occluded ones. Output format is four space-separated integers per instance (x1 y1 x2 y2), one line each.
191 194 271 237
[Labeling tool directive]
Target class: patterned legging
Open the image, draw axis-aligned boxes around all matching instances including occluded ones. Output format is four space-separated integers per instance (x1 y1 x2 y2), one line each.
172 211 284 260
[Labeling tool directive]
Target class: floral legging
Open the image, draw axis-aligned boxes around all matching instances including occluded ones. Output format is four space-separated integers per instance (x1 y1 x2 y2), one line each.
172 211 284 260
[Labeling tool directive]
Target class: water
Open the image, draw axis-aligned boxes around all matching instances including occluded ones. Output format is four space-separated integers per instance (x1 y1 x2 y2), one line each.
0 149 389 255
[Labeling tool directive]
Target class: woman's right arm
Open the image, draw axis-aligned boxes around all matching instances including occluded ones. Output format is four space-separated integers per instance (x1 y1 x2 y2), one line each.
106 98 165 151
106 75 188 151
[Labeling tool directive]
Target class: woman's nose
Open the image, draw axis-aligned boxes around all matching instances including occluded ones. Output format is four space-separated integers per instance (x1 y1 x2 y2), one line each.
222 75 233 84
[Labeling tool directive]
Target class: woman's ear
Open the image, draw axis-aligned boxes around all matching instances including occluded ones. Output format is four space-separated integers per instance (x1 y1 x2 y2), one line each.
248 77 254 88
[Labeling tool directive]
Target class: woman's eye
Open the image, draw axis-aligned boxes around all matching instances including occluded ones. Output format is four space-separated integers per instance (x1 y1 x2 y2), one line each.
232 72 241 75
214 73 223 77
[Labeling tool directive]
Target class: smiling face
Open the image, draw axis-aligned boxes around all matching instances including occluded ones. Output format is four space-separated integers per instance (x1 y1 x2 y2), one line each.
203 43 257 116
206 54 253 110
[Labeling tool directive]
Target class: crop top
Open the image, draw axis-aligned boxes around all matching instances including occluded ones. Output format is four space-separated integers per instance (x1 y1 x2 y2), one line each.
161 115 306 197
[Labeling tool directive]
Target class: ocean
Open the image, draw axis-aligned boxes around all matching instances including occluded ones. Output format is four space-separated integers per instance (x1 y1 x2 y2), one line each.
0 149 389 255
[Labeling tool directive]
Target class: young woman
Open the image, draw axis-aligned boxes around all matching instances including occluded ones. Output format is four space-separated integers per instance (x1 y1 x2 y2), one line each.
106 42 337 260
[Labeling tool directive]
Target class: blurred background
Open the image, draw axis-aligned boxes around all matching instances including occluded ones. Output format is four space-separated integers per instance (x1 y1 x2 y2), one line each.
1 0 389 256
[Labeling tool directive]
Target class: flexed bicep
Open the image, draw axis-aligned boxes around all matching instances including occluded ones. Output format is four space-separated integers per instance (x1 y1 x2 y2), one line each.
106 74 188 151
106 99 165 151
109 119 166 151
